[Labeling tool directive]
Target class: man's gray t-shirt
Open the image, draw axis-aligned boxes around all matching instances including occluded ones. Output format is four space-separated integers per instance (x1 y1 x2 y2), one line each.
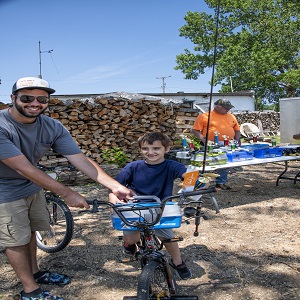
0 109 82 203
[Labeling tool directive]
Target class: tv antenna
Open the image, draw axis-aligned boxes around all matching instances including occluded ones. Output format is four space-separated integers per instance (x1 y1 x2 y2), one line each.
38 41 53 79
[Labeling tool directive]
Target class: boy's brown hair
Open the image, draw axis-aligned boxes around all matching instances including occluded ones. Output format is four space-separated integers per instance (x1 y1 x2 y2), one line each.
138 132 171 149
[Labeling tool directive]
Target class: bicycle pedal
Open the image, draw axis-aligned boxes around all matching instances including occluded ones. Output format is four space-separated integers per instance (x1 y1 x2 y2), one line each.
163 237 183 243
119 257 131 263
171 237 184 242
119 257 137 263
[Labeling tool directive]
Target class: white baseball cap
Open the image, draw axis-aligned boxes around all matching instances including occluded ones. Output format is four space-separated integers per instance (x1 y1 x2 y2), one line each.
12 77 55 94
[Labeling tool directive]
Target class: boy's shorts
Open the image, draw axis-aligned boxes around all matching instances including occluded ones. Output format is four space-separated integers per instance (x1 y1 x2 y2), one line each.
123 228 175 239
0 190 50 247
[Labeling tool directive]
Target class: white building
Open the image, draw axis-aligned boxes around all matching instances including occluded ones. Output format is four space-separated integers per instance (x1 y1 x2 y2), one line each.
53 90 255 112
146 91 255 112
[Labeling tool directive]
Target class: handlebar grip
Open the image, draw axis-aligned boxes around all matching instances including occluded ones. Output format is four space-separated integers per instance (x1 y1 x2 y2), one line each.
86 199 108 206
180 187 217 197
86 199 96 205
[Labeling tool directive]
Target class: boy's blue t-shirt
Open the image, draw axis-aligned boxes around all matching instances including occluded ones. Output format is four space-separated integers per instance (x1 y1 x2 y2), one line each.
115 159 187 201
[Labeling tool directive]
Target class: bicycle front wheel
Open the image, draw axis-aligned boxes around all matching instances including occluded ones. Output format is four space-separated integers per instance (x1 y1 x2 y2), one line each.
36 194 74 253
137 260 176 300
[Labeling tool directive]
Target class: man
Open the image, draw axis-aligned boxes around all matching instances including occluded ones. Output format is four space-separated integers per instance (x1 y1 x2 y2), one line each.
0 77 133 300
192 99 241 190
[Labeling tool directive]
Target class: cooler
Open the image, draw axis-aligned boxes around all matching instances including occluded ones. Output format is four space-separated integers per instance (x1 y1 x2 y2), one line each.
111 202 182 231
226 149 254 162
253 147 283 158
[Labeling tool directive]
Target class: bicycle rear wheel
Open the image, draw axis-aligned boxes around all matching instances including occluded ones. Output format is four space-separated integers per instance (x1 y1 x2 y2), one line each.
36 194 74 253
137 260 176 300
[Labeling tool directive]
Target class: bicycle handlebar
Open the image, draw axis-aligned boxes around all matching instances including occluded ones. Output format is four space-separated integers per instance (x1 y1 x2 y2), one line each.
170 187 216 204
85 187 217 229
132 195 161 203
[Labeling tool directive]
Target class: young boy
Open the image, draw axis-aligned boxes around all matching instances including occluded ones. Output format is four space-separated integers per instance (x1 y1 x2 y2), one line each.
109 132 191 280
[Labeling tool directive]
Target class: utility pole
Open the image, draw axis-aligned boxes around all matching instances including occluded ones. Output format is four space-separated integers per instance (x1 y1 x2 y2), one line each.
38 41 53 79
156 75 171 93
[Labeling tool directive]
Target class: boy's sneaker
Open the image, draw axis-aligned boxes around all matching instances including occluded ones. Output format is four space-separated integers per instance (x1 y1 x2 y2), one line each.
123 242 136 255
21 288 64 300
169 259 192 280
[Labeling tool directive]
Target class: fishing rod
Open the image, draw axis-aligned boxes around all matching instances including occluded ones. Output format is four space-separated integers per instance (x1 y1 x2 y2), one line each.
201 0 221 175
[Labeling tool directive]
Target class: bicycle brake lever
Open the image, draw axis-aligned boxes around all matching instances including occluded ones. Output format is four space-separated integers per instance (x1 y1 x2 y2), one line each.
78 200 102 214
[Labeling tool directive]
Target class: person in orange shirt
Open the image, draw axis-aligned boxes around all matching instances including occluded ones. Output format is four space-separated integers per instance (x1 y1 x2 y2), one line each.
192 99 240 144
192 99 241 190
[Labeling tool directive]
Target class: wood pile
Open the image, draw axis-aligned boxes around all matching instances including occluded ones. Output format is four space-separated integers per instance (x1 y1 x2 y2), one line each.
234 111 280 133
42 97 193 165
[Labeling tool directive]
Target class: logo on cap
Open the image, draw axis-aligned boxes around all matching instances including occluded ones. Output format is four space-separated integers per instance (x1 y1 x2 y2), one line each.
12 77 55 94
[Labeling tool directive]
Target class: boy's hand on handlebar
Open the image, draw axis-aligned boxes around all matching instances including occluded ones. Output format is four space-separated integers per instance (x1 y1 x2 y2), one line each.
111 186 136 201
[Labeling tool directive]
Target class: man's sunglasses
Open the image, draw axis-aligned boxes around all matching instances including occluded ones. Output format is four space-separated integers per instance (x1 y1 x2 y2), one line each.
17 95 50 104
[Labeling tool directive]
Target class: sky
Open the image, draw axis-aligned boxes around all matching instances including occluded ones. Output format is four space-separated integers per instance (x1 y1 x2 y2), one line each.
0 0 218 103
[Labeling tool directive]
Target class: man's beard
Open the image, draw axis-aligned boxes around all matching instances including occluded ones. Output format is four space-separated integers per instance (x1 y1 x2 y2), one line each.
15 101 47 118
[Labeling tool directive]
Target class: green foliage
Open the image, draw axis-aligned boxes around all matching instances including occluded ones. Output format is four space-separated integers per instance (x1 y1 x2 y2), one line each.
101 147 129 168
175 0 300 107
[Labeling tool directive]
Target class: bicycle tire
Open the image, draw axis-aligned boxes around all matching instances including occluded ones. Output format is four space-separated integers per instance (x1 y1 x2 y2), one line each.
137 260 176 300
36 194 74 253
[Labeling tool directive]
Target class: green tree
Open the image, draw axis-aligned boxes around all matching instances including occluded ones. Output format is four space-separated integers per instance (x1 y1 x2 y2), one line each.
175 0 300 109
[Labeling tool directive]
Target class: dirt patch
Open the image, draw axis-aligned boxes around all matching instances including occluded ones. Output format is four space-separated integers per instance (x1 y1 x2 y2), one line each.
1 161 300 300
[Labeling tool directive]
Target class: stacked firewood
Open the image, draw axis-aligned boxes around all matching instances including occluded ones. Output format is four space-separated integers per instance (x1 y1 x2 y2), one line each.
234 111 280 133
43 97 193 164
